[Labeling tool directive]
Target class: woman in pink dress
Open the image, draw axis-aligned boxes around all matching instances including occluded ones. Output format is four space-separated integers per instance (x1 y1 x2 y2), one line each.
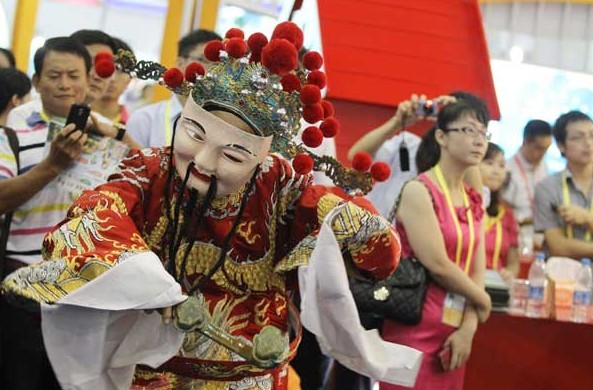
480 142 520 282
381 98 492 390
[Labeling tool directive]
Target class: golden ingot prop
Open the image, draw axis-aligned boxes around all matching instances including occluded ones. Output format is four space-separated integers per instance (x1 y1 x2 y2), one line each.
173 296 289 369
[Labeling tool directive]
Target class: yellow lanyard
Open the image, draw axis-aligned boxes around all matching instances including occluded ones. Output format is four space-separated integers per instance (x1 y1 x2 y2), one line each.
434 164 475 274
40 110 50 123
113 113 121 125
164 100 172 146
485 205 505 270
561 171 593 241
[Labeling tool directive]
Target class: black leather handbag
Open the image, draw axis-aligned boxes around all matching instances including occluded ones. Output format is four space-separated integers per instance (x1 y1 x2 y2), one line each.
349 257 429 329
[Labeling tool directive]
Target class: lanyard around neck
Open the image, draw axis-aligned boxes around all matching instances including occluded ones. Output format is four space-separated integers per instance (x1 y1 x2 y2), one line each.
434 164 475 274
486 205 505 270
514 154 534 213
561 171 593 241
40 110 50 123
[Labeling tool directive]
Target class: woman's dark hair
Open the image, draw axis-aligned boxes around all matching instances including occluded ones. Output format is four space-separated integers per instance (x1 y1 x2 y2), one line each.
0 48 16 68
416 94 490 173
112 37 134 56
483 142 504 217
0 68 32 113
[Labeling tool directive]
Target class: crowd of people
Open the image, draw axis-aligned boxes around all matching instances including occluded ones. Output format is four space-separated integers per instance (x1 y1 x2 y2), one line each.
0 20 591 390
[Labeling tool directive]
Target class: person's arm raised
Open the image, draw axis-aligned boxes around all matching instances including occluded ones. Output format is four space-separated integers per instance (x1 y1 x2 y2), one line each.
0 125 86 214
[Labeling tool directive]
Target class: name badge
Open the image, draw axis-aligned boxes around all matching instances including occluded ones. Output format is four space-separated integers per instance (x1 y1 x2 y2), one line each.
442 292 466 327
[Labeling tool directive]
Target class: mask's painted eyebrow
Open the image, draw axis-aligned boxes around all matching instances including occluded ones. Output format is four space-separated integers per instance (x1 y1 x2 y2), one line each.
226 143 256 156
183 117 205 133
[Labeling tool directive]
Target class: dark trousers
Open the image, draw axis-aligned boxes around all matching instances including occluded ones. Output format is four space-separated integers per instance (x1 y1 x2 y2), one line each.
333 362 373 390
0 298 61 390
291 326 333 389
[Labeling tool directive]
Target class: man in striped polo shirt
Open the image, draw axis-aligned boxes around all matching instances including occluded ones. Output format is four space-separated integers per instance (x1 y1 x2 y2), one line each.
0 36 137 390
0 36 92 390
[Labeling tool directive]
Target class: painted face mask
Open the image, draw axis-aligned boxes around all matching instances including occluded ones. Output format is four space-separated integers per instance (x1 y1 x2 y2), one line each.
173 96 272 197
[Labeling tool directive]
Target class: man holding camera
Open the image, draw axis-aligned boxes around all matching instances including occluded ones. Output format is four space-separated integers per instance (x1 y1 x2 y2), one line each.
0 36 136 390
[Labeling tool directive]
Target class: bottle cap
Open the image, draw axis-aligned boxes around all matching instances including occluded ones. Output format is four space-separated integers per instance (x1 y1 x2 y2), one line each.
535 252 546 261
581 258 591 266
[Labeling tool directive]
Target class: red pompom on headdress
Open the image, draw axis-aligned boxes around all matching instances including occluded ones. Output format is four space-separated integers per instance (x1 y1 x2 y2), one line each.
271 21 304 50
280 73 301 93
302 51 323 71
352 152 373 172
95 59 115 78
184 62 205 83
300 84 322 106
321 100 334 118
225 28 244 40
163 68 184 89
302 126 323 148
370 162 391 182
94 51 114 64
302 104 324 124
261 39 298 76
320 116 340 138
204 40 224 62
292 153 314 174
247 33 268 57
225 37 247 59
307 70 327 89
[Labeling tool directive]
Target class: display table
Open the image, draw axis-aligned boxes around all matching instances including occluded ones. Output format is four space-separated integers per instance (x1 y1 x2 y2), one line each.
465 312 593 389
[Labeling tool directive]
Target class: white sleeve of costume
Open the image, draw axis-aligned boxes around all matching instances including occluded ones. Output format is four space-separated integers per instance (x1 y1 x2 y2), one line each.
41 251 187 390
298 207 422 387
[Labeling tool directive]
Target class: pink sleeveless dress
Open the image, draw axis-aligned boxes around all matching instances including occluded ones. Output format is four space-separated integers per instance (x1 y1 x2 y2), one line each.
380 173 483 390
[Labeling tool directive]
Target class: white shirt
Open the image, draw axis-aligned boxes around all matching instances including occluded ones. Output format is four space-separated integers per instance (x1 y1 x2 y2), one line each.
126 96 183 148
366 131 421 218
502 151 549 223
7 98 42 129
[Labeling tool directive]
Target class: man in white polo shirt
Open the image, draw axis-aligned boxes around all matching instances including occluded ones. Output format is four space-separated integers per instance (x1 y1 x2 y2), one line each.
502 119 552 249
0 37 136 390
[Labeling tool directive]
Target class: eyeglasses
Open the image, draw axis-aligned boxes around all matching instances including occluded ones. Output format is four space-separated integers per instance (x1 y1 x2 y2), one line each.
446 126 492 141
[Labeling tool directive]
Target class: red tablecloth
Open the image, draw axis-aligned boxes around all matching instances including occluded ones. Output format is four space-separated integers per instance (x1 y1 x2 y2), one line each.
465 312 593 389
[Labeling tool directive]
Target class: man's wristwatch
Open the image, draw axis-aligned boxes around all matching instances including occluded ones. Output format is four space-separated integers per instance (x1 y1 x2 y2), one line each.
114 123 126 141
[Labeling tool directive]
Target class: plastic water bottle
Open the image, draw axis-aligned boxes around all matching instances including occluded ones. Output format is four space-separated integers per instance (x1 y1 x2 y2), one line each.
526 252 547 318
572 258 593 323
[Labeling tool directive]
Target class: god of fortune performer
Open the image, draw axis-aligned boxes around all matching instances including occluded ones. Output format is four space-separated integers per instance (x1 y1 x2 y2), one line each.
2 23 400 389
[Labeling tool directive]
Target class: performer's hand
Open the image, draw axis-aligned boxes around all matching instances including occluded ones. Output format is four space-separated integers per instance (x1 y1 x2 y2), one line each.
143 306 174 324
160 306 173 324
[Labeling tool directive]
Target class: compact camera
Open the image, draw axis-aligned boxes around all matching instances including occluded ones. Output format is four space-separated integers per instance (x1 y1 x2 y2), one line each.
416 99 438 118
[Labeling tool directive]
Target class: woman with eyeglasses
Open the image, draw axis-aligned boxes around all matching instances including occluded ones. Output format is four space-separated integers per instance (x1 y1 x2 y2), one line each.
380 99 492 390
480 142 520 282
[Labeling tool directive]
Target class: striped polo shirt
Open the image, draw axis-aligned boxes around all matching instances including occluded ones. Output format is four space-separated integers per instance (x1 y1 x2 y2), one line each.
0 103 129 264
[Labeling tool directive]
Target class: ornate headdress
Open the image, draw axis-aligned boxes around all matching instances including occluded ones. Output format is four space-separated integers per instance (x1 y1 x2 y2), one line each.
95 22 390 194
